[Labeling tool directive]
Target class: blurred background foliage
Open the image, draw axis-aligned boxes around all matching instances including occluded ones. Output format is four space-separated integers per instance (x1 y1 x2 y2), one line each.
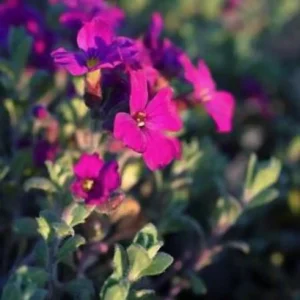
0 0 300 299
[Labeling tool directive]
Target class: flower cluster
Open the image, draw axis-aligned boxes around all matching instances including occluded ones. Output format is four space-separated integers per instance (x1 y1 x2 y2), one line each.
48 9 236 206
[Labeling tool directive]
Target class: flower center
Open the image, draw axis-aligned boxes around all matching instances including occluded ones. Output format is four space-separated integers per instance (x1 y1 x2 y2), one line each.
199 88 212 102
86 57 99 69
82 179 94 192
133 111 147 127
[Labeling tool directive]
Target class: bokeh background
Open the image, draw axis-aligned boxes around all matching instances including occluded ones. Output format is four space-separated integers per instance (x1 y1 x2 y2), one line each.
1 0 300 299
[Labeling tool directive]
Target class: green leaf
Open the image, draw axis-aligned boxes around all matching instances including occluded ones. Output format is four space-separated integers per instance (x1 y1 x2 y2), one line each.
244 154 257 190
36 217 51 241
66 203 92 227
52 222 74 238
100 277 130 300
0 283 22 300
133 223 159 251
15 266 48 288
246 188 279 209
33 240 49 268
113 244 129 279
57 235 85 262
188 272 207 295
65 278 95 300
244 157 281 202
129 290 156 300
24 177 56 193
147 242 163 259
127 244 151 282
140 252 173 277
30 289 48 300
13 217 38 237
8 27 33 75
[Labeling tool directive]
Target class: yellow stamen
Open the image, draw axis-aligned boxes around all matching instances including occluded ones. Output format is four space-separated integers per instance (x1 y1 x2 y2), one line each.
82 179 94 191
87 57 99 69
134 111 147 127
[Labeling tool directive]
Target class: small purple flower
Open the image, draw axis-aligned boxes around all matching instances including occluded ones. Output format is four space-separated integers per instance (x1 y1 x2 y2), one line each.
139 13 186 79
51 17 137 76
32 105 49 120
113 70 182 170
70 153 121 206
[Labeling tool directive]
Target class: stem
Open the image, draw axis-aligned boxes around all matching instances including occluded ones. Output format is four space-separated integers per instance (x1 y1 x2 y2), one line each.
47 238 62 300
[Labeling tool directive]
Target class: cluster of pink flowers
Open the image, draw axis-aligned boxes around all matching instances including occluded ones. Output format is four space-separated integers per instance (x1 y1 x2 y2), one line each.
50 8 236 206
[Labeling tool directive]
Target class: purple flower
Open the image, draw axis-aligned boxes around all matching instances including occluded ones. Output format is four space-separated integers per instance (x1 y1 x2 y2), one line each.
70 153 121 206
113 70 182 170
32 105 49 120
139 13 186 79
182 57 235 133
51 17 137 75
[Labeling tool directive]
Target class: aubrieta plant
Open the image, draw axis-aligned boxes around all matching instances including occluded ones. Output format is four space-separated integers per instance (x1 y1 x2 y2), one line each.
1 0 295 299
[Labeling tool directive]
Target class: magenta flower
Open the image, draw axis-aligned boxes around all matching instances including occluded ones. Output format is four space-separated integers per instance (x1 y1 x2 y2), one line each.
71 153 121 206
182 58 235 132
51 17 136 76
113 70 182 170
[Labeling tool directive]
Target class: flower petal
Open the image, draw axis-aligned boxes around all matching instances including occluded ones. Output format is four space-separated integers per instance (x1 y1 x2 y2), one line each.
197 60 216 91
145 87 182 131
114 112 147 153
73 153 104 179
99 161 121 194
204 91 235 133
129 69 148 114
77 17 113 51
70 179 88 200
51 47 87 75
142 129 181 170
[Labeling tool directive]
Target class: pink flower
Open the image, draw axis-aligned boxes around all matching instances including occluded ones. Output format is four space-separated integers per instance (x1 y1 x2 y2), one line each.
113 70 182 170
182 58 235 132
51 17 137 76
71 153 121 205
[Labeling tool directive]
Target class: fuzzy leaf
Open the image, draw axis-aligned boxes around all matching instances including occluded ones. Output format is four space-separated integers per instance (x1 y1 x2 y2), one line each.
36 217 51 241
53 222 74 238
133 223 159 251
140 252 173 277
113 244 129 279
57 235 85 262
127 244 151 282
101 277 130 300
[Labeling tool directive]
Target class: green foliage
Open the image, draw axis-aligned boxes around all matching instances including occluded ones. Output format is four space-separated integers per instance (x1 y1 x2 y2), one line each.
8 27 32 77
57 235 86 262
243 154 282 207
100 223 174 300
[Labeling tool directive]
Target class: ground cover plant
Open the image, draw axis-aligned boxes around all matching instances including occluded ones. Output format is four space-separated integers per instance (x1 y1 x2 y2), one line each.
0 0 300 299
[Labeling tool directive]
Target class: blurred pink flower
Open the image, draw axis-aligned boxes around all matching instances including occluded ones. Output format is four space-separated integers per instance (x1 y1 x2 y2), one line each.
71 153 121 205
114 70 182 170
182 58 235 132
